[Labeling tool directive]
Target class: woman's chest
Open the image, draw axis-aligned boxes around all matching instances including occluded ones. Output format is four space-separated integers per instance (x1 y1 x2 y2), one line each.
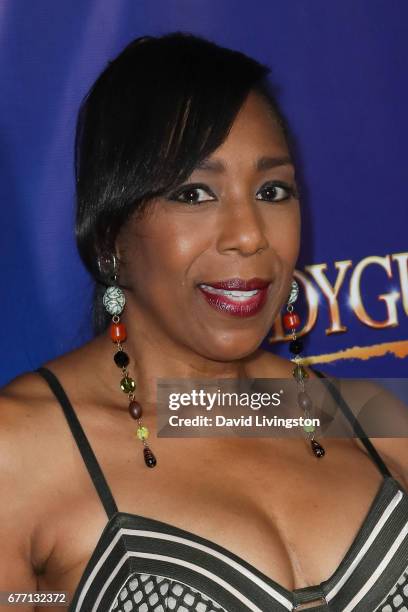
38 437 385 599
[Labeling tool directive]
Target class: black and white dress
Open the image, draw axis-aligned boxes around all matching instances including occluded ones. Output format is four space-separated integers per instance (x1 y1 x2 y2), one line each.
35 366 408 612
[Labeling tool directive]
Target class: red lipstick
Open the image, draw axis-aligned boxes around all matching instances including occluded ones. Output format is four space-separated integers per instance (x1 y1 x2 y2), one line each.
197 278 271 317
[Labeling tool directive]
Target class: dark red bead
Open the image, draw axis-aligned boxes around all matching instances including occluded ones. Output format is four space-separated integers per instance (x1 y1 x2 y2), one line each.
283 312 301 330
311 439 325 458
143 447 157 468
110 322 127 342
128 401 143 419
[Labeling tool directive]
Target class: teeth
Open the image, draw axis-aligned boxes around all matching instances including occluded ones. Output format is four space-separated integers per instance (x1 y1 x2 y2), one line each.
199 284 260 300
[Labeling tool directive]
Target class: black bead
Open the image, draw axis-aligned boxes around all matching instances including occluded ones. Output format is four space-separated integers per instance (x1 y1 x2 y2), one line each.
143 447 157 468
289 339 303 355
114 350 129 368
311 439 325 458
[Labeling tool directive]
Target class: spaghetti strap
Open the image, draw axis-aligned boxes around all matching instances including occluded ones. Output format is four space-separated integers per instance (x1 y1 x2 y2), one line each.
35 366 119 519
310 367 392 479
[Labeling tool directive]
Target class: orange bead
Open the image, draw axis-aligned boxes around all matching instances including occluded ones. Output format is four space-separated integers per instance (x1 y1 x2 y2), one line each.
110 322 127 342
283 312 300 330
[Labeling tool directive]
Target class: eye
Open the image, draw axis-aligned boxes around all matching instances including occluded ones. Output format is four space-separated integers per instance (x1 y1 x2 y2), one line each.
256 181 298 203
166 183 217 205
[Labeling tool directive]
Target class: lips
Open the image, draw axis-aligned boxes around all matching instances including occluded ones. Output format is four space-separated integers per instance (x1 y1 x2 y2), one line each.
196 278 271 318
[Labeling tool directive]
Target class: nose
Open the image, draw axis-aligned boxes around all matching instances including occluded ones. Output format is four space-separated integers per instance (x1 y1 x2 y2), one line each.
215 198 269 256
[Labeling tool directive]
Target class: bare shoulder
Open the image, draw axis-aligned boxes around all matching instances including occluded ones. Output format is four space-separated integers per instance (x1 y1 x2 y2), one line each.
0 336 112 495
0 366 69 464
0 368 63 443
0 369 57 468
299 368 408 491
251 351 408 490
335 375 408 490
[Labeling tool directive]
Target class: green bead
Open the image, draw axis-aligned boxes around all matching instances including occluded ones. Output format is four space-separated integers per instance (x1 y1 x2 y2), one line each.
303 424 316 433
120 376 136 393
136 426 149 440
293 364 309 382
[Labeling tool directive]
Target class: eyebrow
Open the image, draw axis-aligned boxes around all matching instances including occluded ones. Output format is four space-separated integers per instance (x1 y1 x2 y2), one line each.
194 155 293 173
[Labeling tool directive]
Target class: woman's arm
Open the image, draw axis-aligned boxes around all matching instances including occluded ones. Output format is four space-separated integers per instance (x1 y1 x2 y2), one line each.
0 394 40 612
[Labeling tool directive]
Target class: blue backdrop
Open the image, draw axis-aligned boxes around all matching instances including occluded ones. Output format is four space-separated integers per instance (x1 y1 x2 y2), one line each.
1 0 407 386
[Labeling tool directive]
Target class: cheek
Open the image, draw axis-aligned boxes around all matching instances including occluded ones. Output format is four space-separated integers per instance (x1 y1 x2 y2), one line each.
132 216 207 284
264 207 301 259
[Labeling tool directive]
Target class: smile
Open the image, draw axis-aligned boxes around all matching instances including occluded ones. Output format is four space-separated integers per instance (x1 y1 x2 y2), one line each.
199 284 260 301
197 283 270 317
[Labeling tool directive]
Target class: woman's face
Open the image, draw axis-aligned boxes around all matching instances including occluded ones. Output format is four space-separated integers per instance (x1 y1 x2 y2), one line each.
117 91 301 361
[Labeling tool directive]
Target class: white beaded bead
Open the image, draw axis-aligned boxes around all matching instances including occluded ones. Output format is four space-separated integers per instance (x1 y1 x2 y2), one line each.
103 286 126 315
287 279 299 305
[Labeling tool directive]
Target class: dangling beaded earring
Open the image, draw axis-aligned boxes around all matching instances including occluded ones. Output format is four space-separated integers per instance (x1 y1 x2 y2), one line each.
98 252 157 468
282 279 325 458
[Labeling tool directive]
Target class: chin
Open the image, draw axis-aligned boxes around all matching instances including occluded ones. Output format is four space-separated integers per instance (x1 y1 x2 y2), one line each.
199 335 262 362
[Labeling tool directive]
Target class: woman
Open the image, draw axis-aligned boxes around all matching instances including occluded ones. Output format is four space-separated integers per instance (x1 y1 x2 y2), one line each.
0 32 407 612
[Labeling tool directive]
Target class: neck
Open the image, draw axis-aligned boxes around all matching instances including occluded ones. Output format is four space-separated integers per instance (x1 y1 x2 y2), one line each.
96 310 265 409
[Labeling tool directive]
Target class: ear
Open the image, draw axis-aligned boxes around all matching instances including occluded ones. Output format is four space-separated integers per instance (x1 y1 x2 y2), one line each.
113 237 123 265
113 237 128 287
